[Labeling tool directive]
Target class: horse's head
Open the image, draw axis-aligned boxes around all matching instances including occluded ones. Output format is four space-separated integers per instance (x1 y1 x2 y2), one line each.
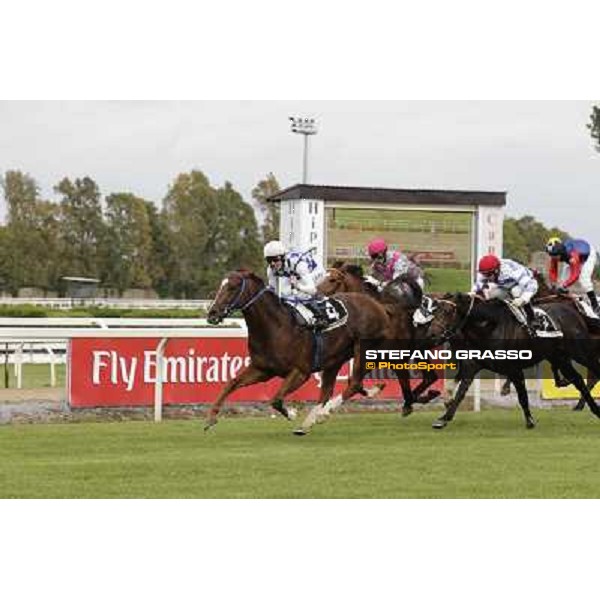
383 273 423 308
414 292 475 344
207 270 266 325
317 267 348 296
317 263 365 296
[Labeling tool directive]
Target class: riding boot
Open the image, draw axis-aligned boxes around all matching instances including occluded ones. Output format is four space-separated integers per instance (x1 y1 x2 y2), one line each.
522 302 537 337
587 291 600 315
310 300 330 330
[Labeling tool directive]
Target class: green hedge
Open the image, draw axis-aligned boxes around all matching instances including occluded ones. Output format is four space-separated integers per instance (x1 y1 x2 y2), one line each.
0 304 207 318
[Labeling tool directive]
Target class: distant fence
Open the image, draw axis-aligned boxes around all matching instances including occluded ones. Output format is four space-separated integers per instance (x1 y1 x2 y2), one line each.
0 298 212 310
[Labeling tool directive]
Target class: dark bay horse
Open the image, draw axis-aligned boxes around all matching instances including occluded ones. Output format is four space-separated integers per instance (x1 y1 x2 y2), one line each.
204 270 394 430
498 270 600 404
317 262 442 414
415 293 600 429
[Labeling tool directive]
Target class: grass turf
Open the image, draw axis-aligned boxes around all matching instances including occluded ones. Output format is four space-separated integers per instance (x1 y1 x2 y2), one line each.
1 409 600 498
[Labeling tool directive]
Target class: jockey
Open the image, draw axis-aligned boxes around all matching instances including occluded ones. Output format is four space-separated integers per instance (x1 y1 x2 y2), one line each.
473 254 539 334
263 240 329 328
546 237 599 314
365 238 424 290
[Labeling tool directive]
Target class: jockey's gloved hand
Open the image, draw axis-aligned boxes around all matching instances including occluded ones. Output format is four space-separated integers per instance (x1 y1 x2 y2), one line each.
364 275 380 287
557 285 568 294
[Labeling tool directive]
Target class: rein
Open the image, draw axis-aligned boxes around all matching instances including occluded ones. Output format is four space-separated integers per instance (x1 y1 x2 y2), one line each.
218 275 270 317
433 294 476 344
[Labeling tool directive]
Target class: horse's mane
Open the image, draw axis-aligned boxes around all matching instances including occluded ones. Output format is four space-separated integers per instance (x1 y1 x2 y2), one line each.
342 264 365 279
329 261 365 279
234 269 265 286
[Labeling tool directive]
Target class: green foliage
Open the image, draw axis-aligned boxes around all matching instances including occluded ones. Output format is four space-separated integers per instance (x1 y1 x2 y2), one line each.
252 172 280 241
588 104 600 153
0 168 267 300
0 304 206 318
103 193 153 292
161 171 262 297
0 171 62 293
55 176 106 279
503 215 570 264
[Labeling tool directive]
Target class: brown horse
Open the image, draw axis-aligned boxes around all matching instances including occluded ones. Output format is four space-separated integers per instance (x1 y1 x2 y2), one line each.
317 262 442 414
498 270 600 403
204 270 394 430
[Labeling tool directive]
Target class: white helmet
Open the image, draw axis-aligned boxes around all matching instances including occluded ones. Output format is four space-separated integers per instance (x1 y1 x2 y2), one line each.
263 240 286 258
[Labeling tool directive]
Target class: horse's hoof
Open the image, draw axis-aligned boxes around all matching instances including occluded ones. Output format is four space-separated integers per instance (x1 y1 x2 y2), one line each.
526 419 536 429
293 428 308 436
432 419 448 430
204 417 217 432
500 385 511 397
572 404 585 412
401 405 413 417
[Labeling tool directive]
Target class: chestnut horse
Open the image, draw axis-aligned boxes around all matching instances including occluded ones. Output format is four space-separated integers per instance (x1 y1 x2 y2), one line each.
204 270 394 430
317 262 442 415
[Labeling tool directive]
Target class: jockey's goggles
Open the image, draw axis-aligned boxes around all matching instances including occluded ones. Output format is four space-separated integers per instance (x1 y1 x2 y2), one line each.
266 255 284 265
371 253 386 261
480 268 499 278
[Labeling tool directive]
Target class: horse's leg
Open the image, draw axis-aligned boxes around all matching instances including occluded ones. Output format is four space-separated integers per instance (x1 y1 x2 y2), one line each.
432 365 478 429
500 378 511 396
510 371 536 429
411 370 440 404
573 368 599 411
270 368 310 419
399 373 418 417
295 363 343 434
551 363 571 388
576 368 599 411
558 360 600 418
204 365 273 430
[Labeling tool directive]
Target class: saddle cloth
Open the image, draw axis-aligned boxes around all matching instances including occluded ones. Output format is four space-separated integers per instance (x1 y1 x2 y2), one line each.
413 296 436 327
574 296 600 320
286 297 348 331
504 301 563 338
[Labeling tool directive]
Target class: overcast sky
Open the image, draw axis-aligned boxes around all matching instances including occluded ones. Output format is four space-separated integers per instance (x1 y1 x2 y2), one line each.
0 100 598 246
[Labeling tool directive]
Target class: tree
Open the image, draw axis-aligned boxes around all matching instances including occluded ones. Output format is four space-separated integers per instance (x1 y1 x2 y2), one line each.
0 171 61 293
251 172 280 242
103 193 153 293
162 170 217 298
216 182 262 273
588 105 600 153
55 176 106 279
503 215 570 265
144 200 172 298
162 171 263 297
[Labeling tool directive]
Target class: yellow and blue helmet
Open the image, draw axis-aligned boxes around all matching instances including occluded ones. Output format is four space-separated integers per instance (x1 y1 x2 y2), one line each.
546 237 565 256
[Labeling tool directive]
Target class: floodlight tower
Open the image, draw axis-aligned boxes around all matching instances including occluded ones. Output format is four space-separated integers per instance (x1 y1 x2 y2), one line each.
289 116 318 184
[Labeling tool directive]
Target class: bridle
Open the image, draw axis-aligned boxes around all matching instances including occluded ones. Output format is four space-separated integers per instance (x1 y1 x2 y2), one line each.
429 294 476 344
210 273 269 318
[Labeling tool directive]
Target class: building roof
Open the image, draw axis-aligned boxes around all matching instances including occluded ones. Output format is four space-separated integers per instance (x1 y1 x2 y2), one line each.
267 184 506 207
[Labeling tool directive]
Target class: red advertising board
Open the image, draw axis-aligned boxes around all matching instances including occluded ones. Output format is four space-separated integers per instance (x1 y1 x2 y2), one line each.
68 336 444 408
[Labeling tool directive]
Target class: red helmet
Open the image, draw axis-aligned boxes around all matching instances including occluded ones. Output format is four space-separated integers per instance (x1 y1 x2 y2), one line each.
478 254 501 275
367 238 388 257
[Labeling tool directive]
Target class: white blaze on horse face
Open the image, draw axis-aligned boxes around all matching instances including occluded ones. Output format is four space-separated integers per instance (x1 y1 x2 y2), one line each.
208 277 231 314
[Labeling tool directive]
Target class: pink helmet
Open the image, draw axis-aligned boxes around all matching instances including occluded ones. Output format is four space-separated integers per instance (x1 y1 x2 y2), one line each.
367 238 388 257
